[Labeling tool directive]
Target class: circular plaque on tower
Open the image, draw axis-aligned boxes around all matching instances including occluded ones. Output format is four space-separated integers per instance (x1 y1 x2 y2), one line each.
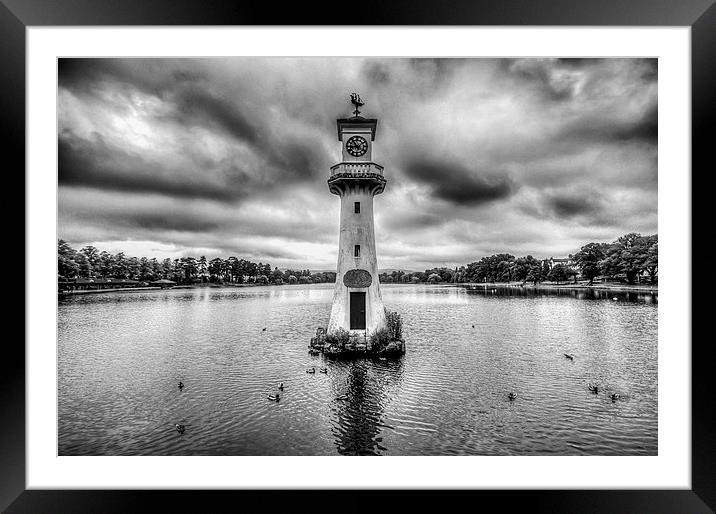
343 269 372 288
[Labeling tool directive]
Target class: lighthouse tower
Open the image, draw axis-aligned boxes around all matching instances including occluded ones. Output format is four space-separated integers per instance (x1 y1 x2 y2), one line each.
327 94 387 338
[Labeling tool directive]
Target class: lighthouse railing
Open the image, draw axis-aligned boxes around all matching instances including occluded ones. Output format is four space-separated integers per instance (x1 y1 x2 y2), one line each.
330 162 384 177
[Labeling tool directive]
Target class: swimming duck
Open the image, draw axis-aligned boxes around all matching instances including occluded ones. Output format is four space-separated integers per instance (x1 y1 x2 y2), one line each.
262 327 267 331
564 353 574 360
472 325 475 328
588 383 599 394
611 393 620 402
319 367 328 374
336 394 348 401
612 297 618 301
175 423 185 434
278 383 284 391
178 381 184 391
267 393 280 402
306 367 315 374
508 392 517 401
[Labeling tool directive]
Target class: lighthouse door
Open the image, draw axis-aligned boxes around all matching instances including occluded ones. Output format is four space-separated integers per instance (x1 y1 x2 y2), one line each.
349 292 366 330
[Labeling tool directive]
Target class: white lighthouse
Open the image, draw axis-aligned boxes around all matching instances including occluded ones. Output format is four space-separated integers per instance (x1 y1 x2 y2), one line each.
326 94 387 338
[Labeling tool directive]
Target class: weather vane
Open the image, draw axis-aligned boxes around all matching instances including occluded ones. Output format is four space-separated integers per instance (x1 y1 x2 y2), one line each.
350 92 364 117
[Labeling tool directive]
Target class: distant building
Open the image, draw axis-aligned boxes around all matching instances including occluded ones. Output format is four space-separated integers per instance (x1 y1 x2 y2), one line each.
547 257 575 269
152 279 177 289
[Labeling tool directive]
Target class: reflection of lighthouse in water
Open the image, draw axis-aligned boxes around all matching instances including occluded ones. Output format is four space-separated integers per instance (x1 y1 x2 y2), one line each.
327 94 387 339
329 359 404 455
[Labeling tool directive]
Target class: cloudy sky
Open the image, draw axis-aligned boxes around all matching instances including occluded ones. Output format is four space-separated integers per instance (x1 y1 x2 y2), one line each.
58 57 657 271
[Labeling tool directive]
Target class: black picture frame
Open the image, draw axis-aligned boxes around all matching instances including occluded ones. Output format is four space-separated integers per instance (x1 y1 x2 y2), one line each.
5 0 712 511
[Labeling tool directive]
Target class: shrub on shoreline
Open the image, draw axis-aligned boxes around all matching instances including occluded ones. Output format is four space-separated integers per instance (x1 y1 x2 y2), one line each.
325 327 350 348
369 309 404 352
369 327 391 351
385 308 403 341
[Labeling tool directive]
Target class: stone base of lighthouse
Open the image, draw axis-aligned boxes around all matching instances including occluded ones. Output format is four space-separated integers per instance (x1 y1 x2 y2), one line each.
308 323 405 357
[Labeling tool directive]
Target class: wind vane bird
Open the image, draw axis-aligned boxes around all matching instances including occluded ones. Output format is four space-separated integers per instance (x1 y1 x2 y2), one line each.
350 92 364 116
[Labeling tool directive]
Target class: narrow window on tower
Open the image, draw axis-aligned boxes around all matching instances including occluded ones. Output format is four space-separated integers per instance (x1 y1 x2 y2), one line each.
354 245 361 258
354 202 360 213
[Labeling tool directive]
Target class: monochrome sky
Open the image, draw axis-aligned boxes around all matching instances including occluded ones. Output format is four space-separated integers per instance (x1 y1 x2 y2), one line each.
58 58 657 271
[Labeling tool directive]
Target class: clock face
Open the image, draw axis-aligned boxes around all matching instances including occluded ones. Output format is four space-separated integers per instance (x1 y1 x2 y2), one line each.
345 136 368 157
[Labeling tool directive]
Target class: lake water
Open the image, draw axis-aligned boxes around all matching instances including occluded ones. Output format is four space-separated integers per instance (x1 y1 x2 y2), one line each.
58 283 658 456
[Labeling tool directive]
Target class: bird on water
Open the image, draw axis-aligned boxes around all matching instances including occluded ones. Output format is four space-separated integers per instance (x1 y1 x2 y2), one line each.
267 393 280 402
178 381 184 391
564 354 574 360
175 424 185 434
306 367 316 374
588 383 599 394
278 383 284 391
508 392 517 401
319 367 328 374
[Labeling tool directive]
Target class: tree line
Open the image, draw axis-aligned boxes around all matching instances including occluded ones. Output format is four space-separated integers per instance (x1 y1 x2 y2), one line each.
571 233 657 285
59 231 657 287
57 240 336 285
378 232 657 286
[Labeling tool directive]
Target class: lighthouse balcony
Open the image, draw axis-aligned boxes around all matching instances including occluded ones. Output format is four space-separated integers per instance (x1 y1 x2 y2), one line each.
330 162 384 177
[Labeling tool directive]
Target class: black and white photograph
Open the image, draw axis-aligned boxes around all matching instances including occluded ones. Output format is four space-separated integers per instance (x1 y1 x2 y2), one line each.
57 56 658 457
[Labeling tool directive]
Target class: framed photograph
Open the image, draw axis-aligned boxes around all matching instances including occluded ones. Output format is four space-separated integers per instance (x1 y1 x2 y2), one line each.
7 0 712 511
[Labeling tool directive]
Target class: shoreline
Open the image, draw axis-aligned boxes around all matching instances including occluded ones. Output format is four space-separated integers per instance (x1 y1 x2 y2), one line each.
59 280 657 297
58 283 257 296
460 282 657 293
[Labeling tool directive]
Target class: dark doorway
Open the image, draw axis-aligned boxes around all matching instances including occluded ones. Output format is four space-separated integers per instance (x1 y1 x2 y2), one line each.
350 292 366 330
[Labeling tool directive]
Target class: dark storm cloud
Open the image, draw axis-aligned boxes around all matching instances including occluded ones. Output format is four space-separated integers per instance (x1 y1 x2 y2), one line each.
380 209 445 232
167 87 328 180
364 62 391 85
108 209 223 233
403 159 515 206
407 58 461 89
560 104 657 145
556 58 603 67
58 131 249 202
500 58 583 101
362 58 462 100
173 88 259 144
546 191 603 218
639 59 658 82
613 105 658 143
59 58 209 99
